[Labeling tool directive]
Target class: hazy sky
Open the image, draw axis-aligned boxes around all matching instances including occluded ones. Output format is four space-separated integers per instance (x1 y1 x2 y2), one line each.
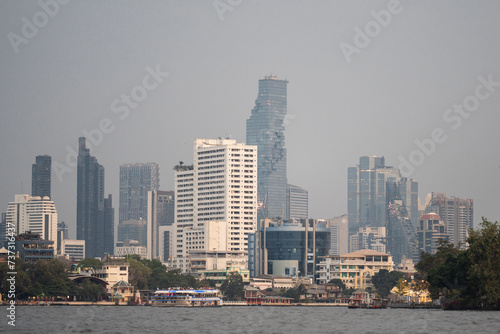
1 1 500 239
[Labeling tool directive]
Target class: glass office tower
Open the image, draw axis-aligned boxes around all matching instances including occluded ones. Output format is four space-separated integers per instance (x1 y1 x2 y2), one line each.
246 75 288 220
32 155 51 198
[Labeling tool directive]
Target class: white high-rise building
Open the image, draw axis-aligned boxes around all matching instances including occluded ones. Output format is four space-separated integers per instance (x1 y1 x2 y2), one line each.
171 139 257 272
5 194 58 243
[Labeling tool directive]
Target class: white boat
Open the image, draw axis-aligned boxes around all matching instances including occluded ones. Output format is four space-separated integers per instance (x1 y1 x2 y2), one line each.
152 289 223 307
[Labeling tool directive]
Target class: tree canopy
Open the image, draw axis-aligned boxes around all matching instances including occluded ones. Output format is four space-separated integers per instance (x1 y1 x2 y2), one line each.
416 218 500 310
220 272 244 301
371 269 404 297
77 258 104 269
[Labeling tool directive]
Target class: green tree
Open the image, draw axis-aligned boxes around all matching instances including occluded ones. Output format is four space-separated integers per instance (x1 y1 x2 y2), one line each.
284 284 307 302
328 278 345 290
328 278 349 296
371 269 404 298
78 258 104 269
74 279 107 301
28 259 74 298
128 258 152 290
393 278 409 296
466 218 500 307
220 272 244 301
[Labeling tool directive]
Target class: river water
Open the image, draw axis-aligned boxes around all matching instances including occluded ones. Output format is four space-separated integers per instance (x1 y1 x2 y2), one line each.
2 306 499 333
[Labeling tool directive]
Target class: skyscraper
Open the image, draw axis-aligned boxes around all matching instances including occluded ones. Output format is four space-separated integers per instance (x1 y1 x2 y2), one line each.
348 156 419 263
425 192 473 249
386 180 418 263
348 156 419 233
171 138 257 272
348 156 400 234
77 137 114 258
286 184 308 220
119 163 160 225
399 178 419 229
32 155 51 198
246 75 288 220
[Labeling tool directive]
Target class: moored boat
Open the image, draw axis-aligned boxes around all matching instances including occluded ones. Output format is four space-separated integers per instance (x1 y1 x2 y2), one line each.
152 289 223 307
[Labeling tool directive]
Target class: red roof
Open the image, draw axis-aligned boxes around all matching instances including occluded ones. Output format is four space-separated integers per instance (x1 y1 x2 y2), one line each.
419 213 441 220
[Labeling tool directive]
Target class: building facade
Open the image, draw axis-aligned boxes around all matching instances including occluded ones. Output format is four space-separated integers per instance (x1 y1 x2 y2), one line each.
115 241 147 258
327 215 349 256
316 250 394 289
246 75 288 220
57 221 69 240
77 137 114 258
15 232 55 263
417 213 449 256
171 139 258 272
119 163 160 225
348 156 400 233
117 219 147 246
62 239 86 261
146 190 174 260
348 156 419 264
286 184 308 220
5 194 58 243
386 180 419 264
32 155 51 199
349 226 386 253
249 218 330 279
425 192 473 248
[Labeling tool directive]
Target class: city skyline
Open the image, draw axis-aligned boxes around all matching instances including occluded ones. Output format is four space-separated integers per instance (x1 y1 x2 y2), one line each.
1 2 500 239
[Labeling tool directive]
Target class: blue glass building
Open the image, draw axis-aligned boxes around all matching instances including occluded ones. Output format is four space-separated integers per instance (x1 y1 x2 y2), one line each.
249 219 330 278
246 76 288 220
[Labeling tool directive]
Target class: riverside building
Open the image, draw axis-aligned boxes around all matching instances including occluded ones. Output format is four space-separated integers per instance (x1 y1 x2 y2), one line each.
171 139 257 272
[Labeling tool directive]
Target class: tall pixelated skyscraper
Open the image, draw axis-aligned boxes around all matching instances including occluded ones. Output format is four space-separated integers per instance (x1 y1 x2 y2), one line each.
32 155 51 198
77 137 114 258
246 76 288 220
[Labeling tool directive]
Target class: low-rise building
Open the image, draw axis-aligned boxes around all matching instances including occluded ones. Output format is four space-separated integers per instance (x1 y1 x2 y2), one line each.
90 262 130 293
15 232 55 263
115 240 147 258
111 280 134 303
243 286 294 305
396 255 416 279
248 218 330 278
316 249 394 290
248 275 311 290
199 266 250 285
61 239 85 262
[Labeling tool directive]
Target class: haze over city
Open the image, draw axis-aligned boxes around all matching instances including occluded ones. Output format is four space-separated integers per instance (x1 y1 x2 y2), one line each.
2 1 500 238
